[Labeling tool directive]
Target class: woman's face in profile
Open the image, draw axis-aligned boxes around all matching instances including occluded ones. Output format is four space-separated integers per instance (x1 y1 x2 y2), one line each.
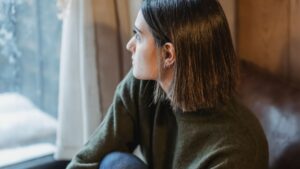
126 11 161 80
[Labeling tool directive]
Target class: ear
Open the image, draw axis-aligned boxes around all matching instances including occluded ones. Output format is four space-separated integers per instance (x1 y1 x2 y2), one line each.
162 42 176 68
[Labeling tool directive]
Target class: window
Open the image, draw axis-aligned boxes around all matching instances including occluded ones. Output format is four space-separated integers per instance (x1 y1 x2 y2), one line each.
0 0 62 167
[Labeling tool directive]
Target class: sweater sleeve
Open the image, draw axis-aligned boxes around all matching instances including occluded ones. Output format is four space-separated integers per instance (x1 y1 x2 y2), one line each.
66 71 141 169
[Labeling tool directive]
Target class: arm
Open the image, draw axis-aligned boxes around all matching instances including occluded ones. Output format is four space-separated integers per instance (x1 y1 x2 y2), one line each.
67 71 141 169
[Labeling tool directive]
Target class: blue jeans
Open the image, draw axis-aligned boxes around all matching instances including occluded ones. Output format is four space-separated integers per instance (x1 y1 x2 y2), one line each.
99 152 148 169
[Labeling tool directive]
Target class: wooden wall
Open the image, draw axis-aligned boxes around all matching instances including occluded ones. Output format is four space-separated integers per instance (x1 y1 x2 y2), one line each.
238 0 300 85
219 0 236 47
290 0 300 84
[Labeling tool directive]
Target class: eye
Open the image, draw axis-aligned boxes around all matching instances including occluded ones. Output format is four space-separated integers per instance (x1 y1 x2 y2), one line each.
133 30 141 41
134 34 141 41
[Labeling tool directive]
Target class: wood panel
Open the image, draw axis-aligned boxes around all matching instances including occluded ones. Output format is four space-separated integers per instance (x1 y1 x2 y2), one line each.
219 0 236 47
290 0 300 84
238 0 290 78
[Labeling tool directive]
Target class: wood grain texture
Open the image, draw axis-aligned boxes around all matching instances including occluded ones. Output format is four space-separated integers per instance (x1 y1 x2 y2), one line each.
219 0 236 47
238 0 290 78
289 0 300 84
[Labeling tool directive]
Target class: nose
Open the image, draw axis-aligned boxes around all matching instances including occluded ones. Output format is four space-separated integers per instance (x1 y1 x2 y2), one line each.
126 37 135 53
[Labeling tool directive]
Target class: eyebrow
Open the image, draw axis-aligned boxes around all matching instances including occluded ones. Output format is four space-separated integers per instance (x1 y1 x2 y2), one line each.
133 26 143 34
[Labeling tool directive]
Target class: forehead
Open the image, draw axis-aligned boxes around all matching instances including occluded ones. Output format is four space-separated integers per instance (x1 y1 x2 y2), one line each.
135 11 150 34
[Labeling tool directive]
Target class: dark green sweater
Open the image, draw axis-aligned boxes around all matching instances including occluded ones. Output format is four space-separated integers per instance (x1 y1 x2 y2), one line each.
67 71 268 169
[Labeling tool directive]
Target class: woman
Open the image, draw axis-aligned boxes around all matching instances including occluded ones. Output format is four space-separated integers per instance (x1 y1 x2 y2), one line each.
67 0 268 168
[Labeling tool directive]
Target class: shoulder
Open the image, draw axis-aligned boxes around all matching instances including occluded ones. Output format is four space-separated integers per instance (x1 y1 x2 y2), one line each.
175 98 268 168
207 98 268 157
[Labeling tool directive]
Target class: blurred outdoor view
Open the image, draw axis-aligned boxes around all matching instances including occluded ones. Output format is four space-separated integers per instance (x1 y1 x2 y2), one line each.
0 0 62 166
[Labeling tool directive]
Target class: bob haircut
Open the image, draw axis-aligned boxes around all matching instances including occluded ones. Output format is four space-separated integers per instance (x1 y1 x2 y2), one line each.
141 0 238 111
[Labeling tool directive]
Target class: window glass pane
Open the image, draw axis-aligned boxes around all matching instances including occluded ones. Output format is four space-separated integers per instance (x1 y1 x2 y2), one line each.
0 0 62 166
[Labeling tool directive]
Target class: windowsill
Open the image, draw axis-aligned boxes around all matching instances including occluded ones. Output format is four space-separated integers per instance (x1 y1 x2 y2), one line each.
0 93 58 168
0 143 56 168
2 155 55 169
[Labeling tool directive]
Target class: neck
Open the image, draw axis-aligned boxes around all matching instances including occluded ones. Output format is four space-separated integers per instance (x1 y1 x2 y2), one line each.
158 68 173 95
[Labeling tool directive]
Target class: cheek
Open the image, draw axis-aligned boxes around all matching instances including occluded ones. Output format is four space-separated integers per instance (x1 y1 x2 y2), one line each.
133 46 160 80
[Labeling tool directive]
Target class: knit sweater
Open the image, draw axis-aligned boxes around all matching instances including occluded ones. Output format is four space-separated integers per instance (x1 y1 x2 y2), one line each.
67 70 269 169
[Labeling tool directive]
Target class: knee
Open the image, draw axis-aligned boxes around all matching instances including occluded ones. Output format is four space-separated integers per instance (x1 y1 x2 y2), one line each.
100 152 123 169
99 151 147 169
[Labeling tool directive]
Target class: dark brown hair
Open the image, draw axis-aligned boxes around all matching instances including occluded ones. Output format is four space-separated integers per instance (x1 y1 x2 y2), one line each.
141 0 238 111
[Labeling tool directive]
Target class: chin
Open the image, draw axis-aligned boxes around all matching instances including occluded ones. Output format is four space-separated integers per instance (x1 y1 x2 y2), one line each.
133 71 152 80
133 72 144 80
132 69 140 79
